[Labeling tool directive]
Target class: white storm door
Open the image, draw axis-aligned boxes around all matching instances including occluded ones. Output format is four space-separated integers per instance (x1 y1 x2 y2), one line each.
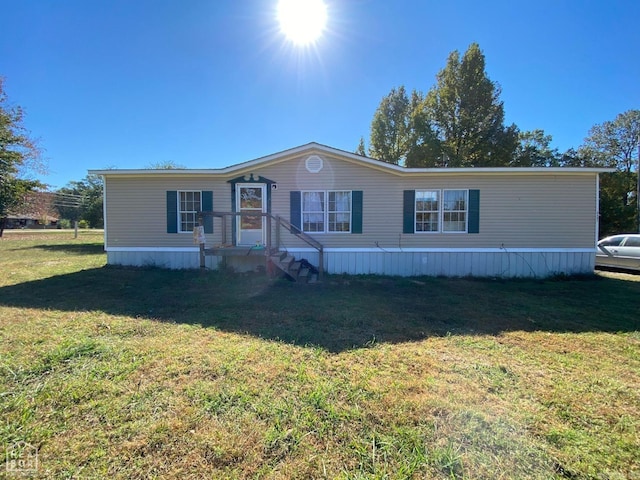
236 184 266 246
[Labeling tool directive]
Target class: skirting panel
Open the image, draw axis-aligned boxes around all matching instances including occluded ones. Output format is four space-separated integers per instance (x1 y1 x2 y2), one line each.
107 249 595 278
107 250 220 270
283 250 595 278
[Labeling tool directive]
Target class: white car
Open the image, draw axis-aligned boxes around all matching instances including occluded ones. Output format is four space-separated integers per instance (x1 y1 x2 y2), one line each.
596 234 640 272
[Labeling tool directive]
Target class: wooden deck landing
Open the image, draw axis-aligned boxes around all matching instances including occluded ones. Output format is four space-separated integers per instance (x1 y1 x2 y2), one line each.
204 246 268 257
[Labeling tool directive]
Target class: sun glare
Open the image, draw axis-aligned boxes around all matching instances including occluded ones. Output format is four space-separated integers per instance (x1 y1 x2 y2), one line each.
277 0 327 46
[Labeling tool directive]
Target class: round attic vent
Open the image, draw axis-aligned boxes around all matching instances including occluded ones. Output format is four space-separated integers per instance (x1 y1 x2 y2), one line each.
305 155 323 173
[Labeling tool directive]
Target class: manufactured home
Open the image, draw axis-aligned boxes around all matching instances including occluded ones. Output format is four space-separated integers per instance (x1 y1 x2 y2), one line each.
90 142 609 278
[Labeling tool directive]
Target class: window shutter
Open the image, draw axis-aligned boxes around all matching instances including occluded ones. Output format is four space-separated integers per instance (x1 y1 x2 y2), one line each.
202 191 213 234
468 189 480 234
290 191 301 233
351 190 363 234
166 191 178 234
403 190 415 234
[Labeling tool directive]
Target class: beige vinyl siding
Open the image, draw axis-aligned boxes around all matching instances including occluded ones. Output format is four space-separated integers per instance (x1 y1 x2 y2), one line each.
247 154 597 250
104 176 230 248
103 153 598 250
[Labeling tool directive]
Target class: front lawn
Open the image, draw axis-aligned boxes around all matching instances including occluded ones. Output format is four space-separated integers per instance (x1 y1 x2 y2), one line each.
1 232 638 479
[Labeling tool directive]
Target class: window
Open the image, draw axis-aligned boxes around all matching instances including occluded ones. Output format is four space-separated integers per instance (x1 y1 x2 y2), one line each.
413 189 468 233
302 191 351 233
599 236 625 247
415 190 439 232
179 191 201 233
328 191 351 232
302 192 325 232
443 190 468 232
623 236 640 247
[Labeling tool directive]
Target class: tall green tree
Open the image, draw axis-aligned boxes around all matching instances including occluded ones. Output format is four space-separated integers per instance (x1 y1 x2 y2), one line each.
0 77 44 236
578 110 640 235
580 110 640 172
405 90 443 167
426 43 518 167
368 86 411 165
366 44 518 167
512 129 561 167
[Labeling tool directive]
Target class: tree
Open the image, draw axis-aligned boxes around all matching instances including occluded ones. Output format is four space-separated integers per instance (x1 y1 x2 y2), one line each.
355 137 366 156
0 78 44 236
599 171 637 237
512 129 561 167
368 86 411 165
365 44 518 167
56 174 104 228
580 110 640 172
405 90 443 167
425 43 518 167
21 190 58 224
146 160 186 169
577 110 640 235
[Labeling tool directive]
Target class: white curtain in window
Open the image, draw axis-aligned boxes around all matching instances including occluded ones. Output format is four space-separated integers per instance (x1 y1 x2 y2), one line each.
305 192 324 223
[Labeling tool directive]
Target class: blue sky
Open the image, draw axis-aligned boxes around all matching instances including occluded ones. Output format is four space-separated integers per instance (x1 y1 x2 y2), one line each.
1 0 639 189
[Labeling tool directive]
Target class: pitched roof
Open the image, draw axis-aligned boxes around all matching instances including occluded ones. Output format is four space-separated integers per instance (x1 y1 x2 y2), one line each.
89 142 614 177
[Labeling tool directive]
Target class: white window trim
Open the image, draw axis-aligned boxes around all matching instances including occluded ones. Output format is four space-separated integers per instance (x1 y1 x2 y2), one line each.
178 190 203 234
301 190 353 234
415 189 469 234
415 190 440 234
442 189 469 234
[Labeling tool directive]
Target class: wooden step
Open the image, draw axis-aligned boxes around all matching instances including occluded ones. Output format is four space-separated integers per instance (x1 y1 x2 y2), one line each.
280 255 295 269
289 261 302 277
269 253 319 283
270 253 286 263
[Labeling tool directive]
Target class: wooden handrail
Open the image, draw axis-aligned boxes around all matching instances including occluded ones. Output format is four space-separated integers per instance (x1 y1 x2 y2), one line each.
272 215 324 280
197 210 324 280
273 215 323 251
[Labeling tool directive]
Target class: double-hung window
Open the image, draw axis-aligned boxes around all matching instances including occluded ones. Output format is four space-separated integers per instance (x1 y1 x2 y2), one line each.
442 190 468 232
302 191 351 233
179 191 201 233
328 191 351 232
415 190 439 232
414 189 468 233
302 192 325 232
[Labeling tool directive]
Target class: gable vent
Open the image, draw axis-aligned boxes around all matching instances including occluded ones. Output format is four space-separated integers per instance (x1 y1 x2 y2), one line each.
305 155 323 173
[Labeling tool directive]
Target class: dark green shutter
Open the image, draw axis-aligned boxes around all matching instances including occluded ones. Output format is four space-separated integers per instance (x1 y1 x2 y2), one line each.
166 191 178 233
202 191 213 234
468 189 480 234
351 190 363 234
403 190 415 234
290 191 301 233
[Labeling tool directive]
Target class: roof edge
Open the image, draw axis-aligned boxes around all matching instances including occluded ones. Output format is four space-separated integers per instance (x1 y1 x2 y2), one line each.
89 142 616 176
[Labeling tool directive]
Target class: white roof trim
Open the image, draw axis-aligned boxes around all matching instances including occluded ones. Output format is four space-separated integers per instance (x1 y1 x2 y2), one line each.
89 142 615 177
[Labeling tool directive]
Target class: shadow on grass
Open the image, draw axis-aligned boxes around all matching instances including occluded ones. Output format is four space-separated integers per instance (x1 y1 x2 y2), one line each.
0 266 638 352
4 243 105 255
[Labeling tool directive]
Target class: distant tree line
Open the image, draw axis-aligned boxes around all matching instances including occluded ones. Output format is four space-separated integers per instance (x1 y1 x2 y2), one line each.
358 43 639 237
55 174 104 228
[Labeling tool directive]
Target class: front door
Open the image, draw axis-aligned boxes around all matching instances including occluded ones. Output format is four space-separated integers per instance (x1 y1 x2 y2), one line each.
236 184 266 246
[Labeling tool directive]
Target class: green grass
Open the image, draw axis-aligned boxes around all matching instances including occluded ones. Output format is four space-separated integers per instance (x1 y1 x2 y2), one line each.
1 231 639 479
